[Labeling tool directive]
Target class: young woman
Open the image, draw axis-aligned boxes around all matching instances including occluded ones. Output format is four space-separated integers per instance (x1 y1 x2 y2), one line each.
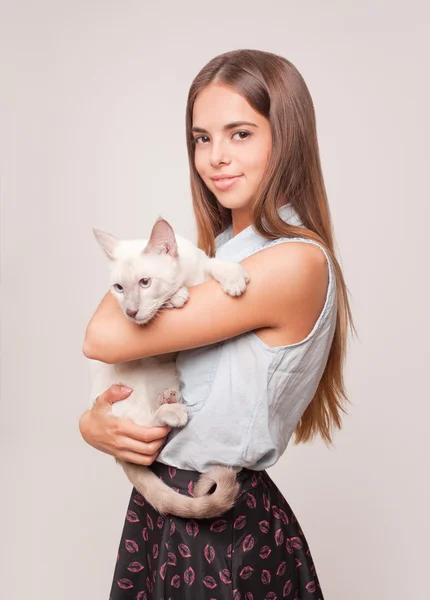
80 49 354 599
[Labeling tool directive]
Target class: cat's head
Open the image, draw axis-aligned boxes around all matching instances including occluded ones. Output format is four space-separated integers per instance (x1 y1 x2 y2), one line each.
93 217 181 325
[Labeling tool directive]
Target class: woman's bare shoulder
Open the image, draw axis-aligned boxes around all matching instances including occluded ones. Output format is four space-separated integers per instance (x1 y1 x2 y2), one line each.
241 239 329 346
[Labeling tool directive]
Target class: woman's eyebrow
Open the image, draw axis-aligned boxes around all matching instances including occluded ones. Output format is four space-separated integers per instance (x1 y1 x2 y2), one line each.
191 121 258 133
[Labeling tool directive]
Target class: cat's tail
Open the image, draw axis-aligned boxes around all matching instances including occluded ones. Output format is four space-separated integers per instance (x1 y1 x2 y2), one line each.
117 460 241 518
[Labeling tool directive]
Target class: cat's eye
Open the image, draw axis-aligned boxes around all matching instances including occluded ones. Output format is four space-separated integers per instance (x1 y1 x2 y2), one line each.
139 278 152 288
113 284 124 293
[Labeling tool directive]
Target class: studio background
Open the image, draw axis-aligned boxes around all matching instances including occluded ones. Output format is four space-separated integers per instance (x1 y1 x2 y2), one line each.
1 1 429 599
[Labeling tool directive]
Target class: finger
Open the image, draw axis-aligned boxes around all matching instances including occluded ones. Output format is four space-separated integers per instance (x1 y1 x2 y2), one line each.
117 419 173 443
97 384 133 406
116 435 166 457
117 451 156 466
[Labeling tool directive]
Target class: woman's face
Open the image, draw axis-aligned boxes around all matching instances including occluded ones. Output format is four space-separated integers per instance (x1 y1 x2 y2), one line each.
192 83 272 214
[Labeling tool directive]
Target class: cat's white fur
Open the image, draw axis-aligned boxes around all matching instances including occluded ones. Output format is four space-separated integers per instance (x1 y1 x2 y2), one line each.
88 217 248 518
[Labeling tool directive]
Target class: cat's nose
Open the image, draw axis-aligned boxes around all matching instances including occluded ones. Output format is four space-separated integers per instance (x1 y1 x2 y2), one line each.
126 309 138 318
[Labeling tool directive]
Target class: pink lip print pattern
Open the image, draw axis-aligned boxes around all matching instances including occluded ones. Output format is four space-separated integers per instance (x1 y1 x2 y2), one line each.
108 462 324 599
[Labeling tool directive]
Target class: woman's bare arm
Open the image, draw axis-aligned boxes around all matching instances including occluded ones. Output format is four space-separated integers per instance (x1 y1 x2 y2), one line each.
82 242 328 364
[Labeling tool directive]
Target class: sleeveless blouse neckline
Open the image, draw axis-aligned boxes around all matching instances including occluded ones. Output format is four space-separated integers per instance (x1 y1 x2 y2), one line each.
215 203 304 262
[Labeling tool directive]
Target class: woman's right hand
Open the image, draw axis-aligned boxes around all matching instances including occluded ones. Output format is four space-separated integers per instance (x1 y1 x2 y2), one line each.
79 384 172 465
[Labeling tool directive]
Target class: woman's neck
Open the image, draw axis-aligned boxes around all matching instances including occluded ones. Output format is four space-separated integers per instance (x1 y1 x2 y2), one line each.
231 207 252 237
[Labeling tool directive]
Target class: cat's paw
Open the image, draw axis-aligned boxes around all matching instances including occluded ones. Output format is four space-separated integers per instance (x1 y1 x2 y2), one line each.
164 286 189 308
154 403 189 428
217 263 250 296
157 387 181 406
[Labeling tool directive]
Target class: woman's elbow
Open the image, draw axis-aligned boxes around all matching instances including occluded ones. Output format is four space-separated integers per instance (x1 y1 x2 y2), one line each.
82 326 113 363
82 337 96 360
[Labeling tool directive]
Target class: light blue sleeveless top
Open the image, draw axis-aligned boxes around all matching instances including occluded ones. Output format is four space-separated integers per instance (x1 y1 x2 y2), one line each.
156 203 337 472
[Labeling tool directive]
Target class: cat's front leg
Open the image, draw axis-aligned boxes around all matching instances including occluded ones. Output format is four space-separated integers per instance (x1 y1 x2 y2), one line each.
205 258 250 296
153 402 189 428
163 286 189 308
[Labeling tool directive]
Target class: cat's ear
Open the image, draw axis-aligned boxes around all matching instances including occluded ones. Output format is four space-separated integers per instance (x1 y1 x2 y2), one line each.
92 228 120 260
143 217 178 258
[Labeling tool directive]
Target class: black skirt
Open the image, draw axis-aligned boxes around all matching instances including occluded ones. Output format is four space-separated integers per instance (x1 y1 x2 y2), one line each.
108 461 324 599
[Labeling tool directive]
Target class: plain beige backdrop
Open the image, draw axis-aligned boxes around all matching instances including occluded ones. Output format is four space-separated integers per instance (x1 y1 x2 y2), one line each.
1 1 429 599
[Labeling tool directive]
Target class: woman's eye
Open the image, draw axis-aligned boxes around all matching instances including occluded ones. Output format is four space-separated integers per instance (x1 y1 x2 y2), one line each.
139 278 152 288
113 284 123 293
194 135 209 144
232 130 251 141
193 131 251 144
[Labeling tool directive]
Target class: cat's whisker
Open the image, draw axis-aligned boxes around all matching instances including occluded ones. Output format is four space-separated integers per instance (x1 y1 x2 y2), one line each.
142 294 180 315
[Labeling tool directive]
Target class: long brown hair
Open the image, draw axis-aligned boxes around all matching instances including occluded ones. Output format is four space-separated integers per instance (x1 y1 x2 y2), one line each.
185 49 356 446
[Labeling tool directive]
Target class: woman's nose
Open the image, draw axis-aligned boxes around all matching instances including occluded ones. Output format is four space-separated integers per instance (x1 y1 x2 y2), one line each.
210 142 230 167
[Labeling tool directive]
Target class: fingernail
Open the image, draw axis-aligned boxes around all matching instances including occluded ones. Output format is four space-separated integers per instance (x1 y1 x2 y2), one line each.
120 385 133 392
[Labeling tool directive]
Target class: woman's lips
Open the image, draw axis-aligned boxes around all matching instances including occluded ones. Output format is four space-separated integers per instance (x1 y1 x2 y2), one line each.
212 175 243 190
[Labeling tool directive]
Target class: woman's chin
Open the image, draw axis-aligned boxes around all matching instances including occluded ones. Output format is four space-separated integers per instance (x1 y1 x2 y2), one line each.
214 195 252 211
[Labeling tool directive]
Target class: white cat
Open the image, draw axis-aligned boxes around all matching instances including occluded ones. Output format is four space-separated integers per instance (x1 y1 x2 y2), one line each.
88 217 249 518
